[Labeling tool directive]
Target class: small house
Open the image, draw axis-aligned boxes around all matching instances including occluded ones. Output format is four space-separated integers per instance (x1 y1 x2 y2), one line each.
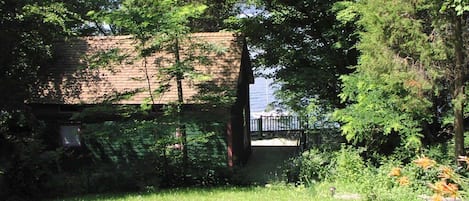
30 32 253 167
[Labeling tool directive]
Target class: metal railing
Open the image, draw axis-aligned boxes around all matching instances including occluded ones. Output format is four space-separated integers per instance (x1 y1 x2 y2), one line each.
250 115 308 132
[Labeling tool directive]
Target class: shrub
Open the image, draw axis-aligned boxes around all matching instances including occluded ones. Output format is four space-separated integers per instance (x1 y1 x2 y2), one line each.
400 156 469 200
1 111 64 200
331 148 422 200
77 119 229 189
332 146 367 184
286 146 369 186
297 149 332 184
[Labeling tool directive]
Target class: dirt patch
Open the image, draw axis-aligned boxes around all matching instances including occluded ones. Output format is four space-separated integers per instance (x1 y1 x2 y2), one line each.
237 145 298 184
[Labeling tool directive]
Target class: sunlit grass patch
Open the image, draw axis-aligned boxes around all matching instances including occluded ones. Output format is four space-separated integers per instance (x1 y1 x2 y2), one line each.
52 184 351 201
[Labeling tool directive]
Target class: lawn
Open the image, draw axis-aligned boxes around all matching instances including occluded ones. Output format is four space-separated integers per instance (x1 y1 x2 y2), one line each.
51 183 352 201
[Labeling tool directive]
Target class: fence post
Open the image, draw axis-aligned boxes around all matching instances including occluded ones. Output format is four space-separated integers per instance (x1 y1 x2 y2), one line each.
303 116 309 149
257 116 263 138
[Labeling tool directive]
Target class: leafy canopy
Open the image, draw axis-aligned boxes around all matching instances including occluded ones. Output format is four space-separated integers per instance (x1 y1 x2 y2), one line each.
333 0 468 154
239 0 358 112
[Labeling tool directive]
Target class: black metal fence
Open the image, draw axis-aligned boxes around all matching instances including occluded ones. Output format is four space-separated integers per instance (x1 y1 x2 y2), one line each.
250 115 308 132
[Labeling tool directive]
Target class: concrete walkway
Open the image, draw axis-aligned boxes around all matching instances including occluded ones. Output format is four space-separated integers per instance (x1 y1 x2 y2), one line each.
251 137 298 146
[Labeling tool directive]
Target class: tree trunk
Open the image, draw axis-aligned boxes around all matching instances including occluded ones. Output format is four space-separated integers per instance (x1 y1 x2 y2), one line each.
453 14 465 161
174 37 188 171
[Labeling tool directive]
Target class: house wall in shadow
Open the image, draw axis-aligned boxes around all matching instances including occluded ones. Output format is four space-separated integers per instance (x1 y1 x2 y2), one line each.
30 32 254 167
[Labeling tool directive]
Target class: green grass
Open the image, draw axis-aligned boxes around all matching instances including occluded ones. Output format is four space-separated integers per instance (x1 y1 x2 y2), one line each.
50 181 426 201
51 183 352 201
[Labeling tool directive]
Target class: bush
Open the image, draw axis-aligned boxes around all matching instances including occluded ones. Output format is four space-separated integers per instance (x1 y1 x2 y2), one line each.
290 145 422 200
285 148 333 185
331 147 421 200
21 118 230 198
77 119 229 189
4 140 63 200
1 111 64 200
285 145 367 186
331 146 367 184
290 142 469 200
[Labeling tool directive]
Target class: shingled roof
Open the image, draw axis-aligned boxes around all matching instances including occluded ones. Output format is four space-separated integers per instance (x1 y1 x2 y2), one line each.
32 32 252 105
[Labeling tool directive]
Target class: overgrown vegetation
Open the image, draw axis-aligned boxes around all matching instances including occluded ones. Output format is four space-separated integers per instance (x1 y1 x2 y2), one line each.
283 143 469 201
2 107 233 200
57 143 469 201
52 118 229 193
332 0 469 159
1 0 239 200
1 0 468 200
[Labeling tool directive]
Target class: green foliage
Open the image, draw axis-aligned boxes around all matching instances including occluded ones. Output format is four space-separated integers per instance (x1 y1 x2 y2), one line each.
305 98 337 129
0 1 103 198
355 173 418 200
22 2 82 35
188 0 240 32
78 117 229 189
285 145 366 185
91 2 235 183
285 146 429 200
99 0 210 96
332 0 469 154
287 149 334 185
332 146 367 184
240 0 358 111
440 0 469 15
0 0 240 199
334 67 431 147
0 111 63 199
83 48 131 71
100 0 232 108
5 143 63 199
105 0 206 41
30 116 229 197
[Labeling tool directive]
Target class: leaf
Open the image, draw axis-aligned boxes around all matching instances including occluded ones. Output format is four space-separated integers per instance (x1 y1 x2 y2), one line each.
405 135 422 150
86 10 96 17
440 4 447 13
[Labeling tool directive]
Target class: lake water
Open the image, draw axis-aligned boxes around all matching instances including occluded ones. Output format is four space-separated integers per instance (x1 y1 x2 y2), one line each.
249 77 303 131
249 77 277 114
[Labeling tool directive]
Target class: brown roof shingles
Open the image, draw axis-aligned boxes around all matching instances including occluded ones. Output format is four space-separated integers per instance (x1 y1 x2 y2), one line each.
32 32 246 105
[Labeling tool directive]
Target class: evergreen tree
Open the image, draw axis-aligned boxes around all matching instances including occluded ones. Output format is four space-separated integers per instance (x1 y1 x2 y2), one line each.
334 0 468 158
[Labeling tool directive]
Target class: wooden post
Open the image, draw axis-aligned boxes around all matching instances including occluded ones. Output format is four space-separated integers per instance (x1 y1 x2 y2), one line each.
301 130 307 150
303 116 309 149
258 116 263 138
227 121 233 167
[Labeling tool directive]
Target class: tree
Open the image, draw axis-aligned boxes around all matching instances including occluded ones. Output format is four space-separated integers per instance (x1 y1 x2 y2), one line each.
0 0 116 198
88 0 239 34
185 0 240 32
443 0 469 160
102 0 208 173
334 0 468 158
238 0 358 112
